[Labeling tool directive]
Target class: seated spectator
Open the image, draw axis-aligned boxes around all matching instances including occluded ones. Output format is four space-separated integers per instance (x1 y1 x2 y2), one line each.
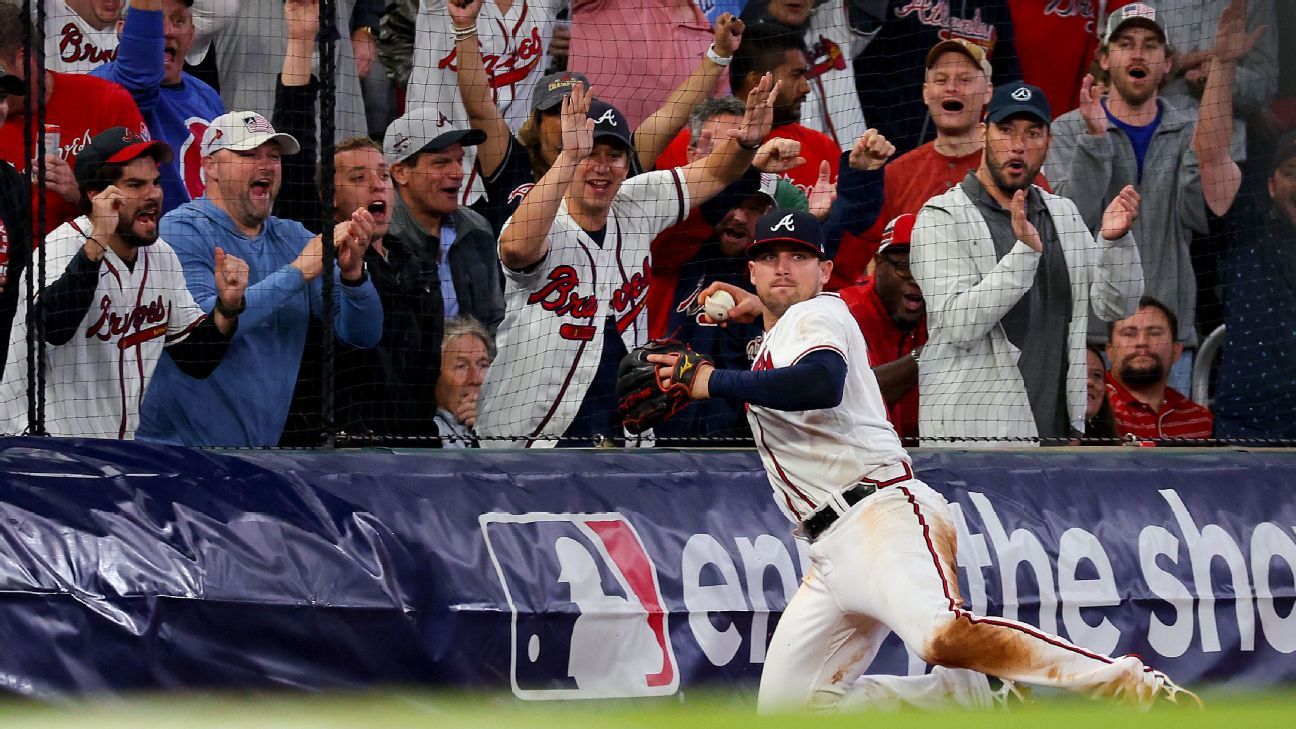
452 0 745 235
742 0 866 150
1105 297 1214 441
1210 129 1296 441
0 72 31 368
655 22 841 198
42 0 121 73
838 213 926 445
434 317 495 447
1083 345 1118 443
0 0 148 233
136 111 383 446
0 128 246 438
911 82 1144 447
476 78 783 446
92 0 225 212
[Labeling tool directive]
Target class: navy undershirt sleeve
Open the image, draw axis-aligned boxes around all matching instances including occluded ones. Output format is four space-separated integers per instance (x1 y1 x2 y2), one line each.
707 349 847 411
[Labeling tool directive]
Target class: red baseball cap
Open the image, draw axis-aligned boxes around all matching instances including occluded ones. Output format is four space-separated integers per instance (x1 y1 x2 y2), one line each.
876 213 917 255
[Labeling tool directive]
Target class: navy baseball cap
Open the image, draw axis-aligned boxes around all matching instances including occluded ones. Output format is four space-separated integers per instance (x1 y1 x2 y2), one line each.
74 127 173 187
532 71 590 112
747 209 826 259
588 99 634 151
986 82 1052 125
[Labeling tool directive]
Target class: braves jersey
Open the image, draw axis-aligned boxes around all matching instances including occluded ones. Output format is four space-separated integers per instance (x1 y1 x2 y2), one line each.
476 168 688 445
406 0 559 206
0 217 207 438
41 1 120 74
746 293 908 524
801 0 868 150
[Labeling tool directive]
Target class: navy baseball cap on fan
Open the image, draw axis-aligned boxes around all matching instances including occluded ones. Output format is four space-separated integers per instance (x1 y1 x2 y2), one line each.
73 127 173 188
1104 3 1168 46
747 209 826 259
532 71 590 112
588 100 635 151
985 82 1052 125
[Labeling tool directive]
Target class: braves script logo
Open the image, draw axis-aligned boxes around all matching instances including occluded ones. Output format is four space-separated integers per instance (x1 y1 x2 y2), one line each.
181 118 211 199
480 512 678 700
1044 0 1098 32
86 293 168 349
438 27 545 91
896 0 997 44
435 110 450 127
57 22 117 66
528 258 650 341
807 36 846 80
770 214 797 232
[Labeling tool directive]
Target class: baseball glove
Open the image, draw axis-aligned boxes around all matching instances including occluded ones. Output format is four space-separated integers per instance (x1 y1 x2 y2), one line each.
616 339 714 434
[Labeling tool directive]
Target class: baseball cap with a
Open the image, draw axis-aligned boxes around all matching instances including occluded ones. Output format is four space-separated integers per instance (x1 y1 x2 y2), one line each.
384 106 487 166
532 71 590 113
201 111 301 157
73 126 173 188
925 38 993 78
986 82 1053 125
747 209 826 259
876 213 917 256
1104 3 1168 45
588 100 635 151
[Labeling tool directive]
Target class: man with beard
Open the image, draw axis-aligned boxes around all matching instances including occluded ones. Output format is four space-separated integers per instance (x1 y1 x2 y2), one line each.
1046 1 1262 395
93 0 224 210
0 127 248 438
136 111 383 446
910 81 1144 446
1104 296 1212 441
838 213 926 444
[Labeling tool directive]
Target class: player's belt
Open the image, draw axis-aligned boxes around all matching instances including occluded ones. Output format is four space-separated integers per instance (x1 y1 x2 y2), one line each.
801 462 914 540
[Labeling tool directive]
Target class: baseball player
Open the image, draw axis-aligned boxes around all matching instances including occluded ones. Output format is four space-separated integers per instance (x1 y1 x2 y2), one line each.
0 126 248 439
655 209 1201 711
475 73 797 446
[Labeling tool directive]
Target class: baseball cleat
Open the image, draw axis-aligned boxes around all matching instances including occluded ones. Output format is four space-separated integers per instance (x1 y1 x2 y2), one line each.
989 677 1032 708
1149 670 1204 709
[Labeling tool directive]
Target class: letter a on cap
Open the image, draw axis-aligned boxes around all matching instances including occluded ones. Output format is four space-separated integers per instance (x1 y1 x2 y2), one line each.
1011 87 1032 101
771 213 797 232
595 109 618 126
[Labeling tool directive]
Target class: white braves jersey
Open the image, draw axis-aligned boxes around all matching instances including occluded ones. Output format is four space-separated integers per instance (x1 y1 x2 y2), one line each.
801 0 868 150
747 293 908 523
477 169 688 445
41 1 120 74
406 0 559 206
0 217 207 438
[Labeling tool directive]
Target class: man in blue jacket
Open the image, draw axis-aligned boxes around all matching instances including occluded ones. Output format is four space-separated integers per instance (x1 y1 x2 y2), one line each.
93 0 224 213
137 110 383 446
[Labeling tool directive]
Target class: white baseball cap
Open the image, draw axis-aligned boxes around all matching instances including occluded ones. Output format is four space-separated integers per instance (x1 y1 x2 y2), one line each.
200 111 301 158
1104 3 1169 46
383 106 486 166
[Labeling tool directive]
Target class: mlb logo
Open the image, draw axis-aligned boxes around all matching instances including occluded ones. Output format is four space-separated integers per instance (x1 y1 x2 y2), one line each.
480 512 678 700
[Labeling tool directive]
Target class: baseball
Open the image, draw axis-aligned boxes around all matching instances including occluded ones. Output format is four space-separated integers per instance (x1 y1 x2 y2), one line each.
704 290 736 321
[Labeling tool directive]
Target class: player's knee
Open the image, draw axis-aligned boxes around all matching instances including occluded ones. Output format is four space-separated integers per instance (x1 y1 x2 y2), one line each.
918 613 981 670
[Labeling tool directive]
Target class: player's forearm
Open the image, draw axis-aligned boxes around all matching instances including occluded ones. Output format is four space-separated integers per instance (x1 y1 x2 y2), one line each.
707 351 847 411
635 54 727 170
34 251 103 346
498 151 579 270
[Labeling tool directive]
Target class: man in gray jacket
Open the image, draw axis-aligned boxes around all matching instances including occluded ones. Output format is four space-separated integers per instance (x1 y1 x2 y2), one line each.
911 81 1143 447
1045 1 1261 393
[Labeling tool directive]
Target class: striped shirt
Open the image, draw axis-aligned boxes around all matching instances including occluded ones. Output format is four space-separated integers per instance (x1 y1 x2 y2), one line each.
1105 374 1214 441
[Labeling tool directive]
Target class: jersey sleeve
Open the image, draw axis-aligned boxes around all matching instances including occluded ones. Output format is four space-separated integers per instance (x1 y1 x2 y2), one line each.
157 242 208 342
613 168 690 237
780 300 852 368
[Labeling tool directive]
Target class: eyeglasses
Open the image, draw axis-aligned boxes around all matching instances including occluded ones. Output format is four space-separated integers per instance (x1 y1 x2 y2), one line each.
879 254 912 278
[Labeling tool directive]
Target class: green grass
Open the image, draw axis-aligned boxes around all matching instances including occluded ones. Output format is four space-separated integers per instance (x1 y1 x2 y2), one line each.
0 689 1292 729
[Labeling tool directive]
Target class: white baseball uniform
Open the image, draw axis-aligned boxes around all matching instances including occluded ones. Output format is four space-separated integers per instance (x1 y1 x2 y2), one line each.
801 0 868 150
406 0 560 206
41 1 120 74
748 293 1179 712
0 217 207 439
476 168 688 446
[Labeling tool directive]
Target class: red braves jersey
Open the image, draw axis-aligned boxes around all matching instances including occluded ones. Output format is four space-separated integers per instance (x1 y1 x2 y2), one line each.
476 169 688 444
406 0 560 206
838 278 927 442
0 217 207 439
1009 0 1138 115
747 293 908 523
656 123 841 199
42 1 120 74
0 72 148 235
1104 373 1214 441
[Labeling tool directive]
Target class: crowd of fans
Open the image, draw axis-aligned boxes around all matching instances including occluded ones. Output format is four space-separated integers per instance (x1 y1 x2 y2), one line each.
0 0 1291 448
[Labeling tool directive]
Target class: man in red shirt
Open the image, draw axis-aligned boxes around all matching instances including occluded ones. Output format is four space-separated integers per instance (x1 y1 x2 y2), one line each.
0 1 147 235
1105 296 1213 441
838 213 927 444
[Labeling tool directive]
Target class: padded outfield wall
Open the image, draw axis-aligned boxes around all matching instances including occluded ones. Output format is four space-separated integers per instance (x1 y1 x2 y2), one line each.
0 438 1292 699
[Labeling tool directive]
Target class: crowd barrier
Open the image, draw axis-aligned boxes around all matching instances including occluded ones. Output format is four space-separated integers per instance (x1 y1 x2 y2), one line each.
0 438 1292 699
